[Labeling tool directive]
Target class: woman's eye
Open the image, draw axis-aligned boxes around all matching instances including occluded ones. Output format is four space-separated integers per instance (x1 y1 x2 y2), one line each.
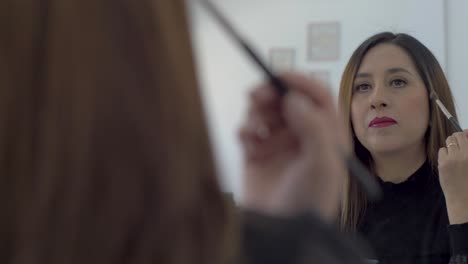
391 79 407 88
354 83 371 92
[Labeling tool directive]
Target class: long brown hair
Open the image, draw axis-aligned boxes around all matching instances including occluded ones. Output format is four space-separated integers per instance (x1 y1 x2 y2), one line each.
338 32 458 231
0 1 228 263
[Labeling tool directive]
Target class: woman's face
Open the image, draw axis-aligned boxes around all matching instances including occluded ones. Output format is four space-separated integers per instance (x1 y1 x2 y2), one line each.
351 43 430 156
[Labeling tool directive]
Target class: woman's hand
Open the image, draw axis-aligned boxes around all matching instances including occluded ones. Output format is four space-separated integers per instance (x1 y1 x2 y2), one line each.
239 72 347 222
438 129 468 224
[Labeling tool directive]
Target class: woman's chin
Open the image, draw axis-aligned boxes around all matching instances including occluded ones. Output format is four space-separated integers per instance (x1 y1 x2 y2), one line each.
367 143 405 156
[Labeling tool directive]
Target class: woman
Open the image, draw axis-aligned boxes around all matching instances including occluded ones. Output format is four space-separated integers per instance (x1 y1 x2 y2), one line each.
338 32 468 264
0 0 365 263
0 1 228 263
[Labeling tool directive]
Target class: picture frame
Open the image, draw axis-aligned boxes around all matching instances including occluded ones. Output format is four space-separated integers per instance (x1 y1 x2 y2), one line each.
307 22 340 61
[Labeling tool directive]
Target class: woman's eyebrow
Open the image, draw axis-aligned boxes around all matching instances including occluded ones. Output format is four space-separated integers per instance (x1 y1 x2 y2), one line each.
386 67 413 76
355 72 372 79
355 67 413 80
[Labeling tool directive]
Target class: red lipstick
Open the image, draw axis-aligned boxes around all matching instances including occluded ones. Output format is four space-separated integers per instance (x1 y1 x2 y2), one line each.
369 116 397 128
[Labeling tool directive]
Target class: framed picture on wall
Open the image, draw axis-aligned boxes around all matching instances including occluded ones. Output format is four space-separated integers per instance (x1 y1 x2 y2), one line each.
310 70 331 87
307 22 340 61
269 48 295 72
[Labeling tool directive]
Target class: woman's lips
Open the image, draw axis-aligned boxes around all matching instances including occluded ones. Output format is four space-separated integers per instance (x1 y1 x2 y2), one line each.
369 116 397 128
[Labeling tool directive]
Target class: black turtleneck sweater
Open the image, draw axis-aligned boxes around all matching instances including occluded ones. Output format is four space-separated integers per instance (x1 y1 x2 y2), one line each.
359 160 468 264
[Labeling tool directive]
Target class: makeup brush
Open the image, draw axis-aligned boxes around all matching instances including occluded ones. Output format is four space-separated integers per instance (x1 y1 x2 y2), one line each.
430 91 463 132
199 0 381 200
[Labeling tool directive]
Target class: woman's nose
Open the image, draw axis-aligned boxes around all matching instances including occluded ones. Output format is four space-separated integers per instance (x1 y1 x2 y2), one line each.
369 86 388 110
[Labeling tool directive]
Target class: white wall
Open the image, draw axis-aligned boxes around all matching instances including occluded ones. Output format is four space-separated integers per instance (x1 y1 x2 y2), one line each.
188 0 447 199
446 0 468 128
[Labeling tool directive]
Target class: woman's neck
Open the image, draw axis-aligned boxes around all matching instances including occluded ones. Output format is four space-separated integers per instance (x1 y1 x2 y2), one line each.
372 143 426 183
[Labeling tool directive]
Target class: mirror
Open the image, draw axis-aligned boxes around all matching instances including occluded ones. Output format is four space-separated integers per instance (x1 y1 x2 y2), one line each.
188 0 468 198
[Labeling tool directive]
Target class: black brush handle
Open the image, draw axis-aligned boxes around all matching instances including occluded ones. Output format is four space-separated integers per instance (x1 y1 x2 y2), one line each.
449 117 463 132
343 152 382 200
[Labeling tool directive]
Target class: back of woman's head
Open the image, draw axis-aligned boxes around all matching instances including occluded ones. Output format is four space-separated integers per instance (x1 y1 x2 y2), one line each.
0 1 227 263
338 32 458 230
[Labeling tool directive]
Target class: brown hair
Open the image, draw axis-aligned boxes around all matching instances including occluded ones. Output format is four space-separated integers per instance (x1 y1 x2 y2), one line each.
0 1 228 263
338 32 458 231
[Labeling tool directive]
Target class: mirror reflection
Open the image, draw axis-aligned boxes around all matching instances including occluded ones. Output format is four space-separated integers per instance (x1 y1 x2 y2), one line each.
189 1 468 263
